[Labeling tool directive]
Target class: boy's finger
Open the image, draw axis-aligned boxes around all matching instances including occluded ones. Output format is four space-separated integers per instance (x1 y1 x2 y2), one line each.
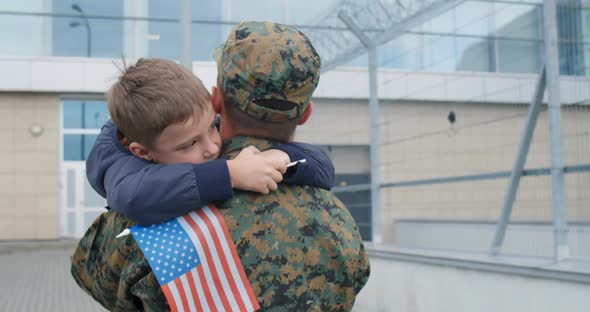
246 145 261 154
267 180 278 192
269 159 287 174
238 146 255 156
271 169 283 183
241 146 255 155
277 163 287 174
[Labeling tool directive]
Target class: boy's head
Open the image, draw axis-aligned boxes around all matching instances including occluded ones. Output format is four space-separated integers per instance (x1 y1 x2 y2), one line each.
212 21 321 142
108 58 221 164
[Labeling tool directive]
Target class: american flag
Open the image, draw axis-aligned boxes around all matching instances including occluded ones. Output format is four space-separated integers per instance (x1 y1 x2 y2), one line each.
131 205 260 312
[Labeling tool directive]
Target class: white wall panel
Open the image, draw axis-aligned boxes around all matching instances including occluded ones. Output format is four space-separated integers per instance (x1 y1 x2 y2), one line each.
1 57 589 105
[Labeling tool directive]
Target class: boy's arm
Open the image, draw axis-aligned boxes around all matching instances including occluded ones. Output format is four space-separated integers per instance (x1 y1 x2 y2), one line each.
86 120 123 197
86 121 233 225
105 153 288 225
271 142 335 190
87 121 284 225
104 157 233 225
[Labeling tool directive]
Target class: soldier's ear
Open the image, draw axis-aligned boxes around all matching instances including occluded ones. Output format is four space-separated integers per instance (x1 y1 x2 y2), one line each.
211 86 223 114
297 100 313 125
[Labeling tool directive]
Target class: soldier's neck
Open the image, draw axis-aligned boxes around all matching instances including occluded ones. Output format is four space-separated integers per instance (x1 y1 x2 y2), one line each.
221 136 285 160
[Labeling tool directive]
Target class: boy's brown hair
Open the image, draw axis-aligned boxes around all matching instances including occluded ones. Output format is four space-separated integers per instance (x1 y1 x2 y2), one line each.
107 58 210 148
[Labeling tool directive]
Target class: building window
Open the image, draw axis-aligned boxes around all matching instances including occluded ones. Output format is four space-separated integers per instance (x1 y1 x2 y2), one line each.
558 4 586 76
52 0 124 58
334 174 372 241
497 39 542 74
63 134 98 161
63 101 110 129
323 145 372 241
62 100 109 161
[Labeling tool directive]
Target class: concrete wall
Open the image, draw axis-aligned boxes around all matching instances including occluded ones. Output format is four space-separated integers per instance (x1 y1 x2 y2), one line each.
297 98 590 244
353 255 590 312
381 103 589 243
296 98 370 146
0 93 60 240
378 101 545 243
394 220 590 258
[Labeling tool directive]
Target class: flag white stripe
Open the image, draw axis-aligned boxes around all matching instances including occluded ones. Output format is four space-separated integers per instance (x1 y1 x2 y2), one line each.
191 267 211 312
178 212 225 311
188 209 240 310
179 274 197 312
168 281 185 312
202 207 255 312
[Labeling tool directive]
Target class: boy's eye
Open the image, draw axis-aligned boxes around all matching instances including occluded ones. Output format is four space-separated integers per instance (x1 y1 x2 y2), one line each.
181 140 198 150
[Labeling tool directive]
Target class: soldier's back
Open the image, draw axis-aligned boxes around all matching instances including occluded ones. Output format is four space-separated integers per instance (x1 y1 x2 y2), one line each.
216 184 370 311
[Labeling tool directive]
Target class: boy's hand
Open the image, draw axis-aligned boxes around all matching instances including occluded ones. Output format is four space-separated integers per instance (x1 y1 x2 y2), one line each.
258 149 289 174
227 146 288 194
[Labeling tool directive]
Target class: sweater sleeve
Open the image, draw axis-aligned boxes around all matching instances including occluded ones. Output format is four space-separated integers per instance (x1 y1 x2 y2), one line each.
104 157 233 225
86 120 233 225
272 142 335 190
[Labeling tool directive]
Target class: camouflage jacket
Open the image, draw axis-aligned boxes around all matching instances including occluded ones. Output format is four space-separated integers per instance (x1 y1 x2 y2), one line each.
71 136 370 311
71 211 170 311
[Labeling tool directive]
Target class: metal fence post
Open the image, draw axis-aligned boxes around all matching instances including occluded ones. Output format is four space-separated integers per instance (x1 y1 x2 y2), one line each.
490 67 546 255
338 12 382 243
543 0 569 262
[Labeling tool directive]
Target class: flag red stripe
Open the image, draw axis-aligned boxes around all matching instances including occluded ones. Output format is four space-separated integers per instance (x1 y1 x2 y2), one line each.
195 258 217 312
188 211 232 311
161 284 179 312
173 278 190 311
209 204 260 309
184 215 224 312
197 208 247 311
186 270 204 312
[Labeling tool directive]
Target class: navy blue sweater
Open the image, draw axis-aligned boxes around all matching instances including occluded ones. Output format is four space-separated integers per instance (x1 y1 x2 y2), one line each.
86 120 335 225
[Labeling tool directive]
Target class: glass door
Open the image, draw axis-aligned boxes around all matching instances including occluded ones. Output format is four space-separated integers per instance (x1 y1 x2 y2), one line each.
60 162 107 237
60 99 110 237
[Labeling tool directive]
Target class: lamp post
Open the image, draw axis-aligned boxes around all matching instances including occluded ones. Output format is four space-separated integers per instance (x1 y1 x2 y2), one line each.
69 4 91 58
69 3 92 159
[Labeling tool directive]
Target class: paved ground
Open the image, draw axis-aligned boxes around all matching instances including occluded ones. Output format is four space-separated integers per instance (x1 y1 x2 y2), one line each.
0 240 106 312
0 240 374 311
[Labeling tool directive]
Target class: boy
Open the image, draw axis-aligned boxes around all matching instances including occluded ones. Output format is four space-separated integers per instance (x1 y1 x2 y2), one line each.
87 58 334 225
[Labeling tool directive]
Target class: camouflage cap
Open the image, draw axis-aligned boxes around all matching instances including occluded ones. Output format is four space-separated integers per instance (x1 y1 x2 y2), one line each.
214 21 321 123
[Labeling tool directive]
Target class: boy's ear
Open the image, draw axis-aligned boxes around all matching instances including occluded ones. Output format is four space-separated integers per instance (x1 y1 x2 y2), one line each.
297 100 313 125
128 142 153 161
211 86 223 114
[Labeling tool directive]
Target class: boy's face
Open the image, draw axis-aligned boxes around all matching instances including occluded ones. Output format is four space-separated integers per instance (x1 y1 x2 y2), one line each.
148 107 221 165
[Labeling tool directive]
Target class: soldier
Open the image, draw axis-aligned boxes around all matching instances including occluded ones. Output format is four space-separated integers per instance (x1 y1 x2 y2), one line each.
210 21 370 310
72 21 370 311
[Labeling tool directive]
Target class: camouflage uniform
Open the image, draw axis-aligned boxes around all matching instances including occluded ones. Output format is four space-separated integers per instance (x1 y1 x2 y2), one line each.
71 211 170 311
71 21 370 311
215 136 370 311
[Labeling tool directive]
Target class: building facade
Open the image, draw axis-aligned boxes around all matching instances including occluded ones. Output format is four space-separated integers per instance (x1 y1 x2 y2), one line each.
0 1 588 248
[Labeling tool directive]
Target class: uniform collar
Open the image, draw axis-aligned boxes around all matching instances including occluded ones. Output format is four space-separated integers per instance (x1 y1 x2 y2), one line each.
221 136 284 159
